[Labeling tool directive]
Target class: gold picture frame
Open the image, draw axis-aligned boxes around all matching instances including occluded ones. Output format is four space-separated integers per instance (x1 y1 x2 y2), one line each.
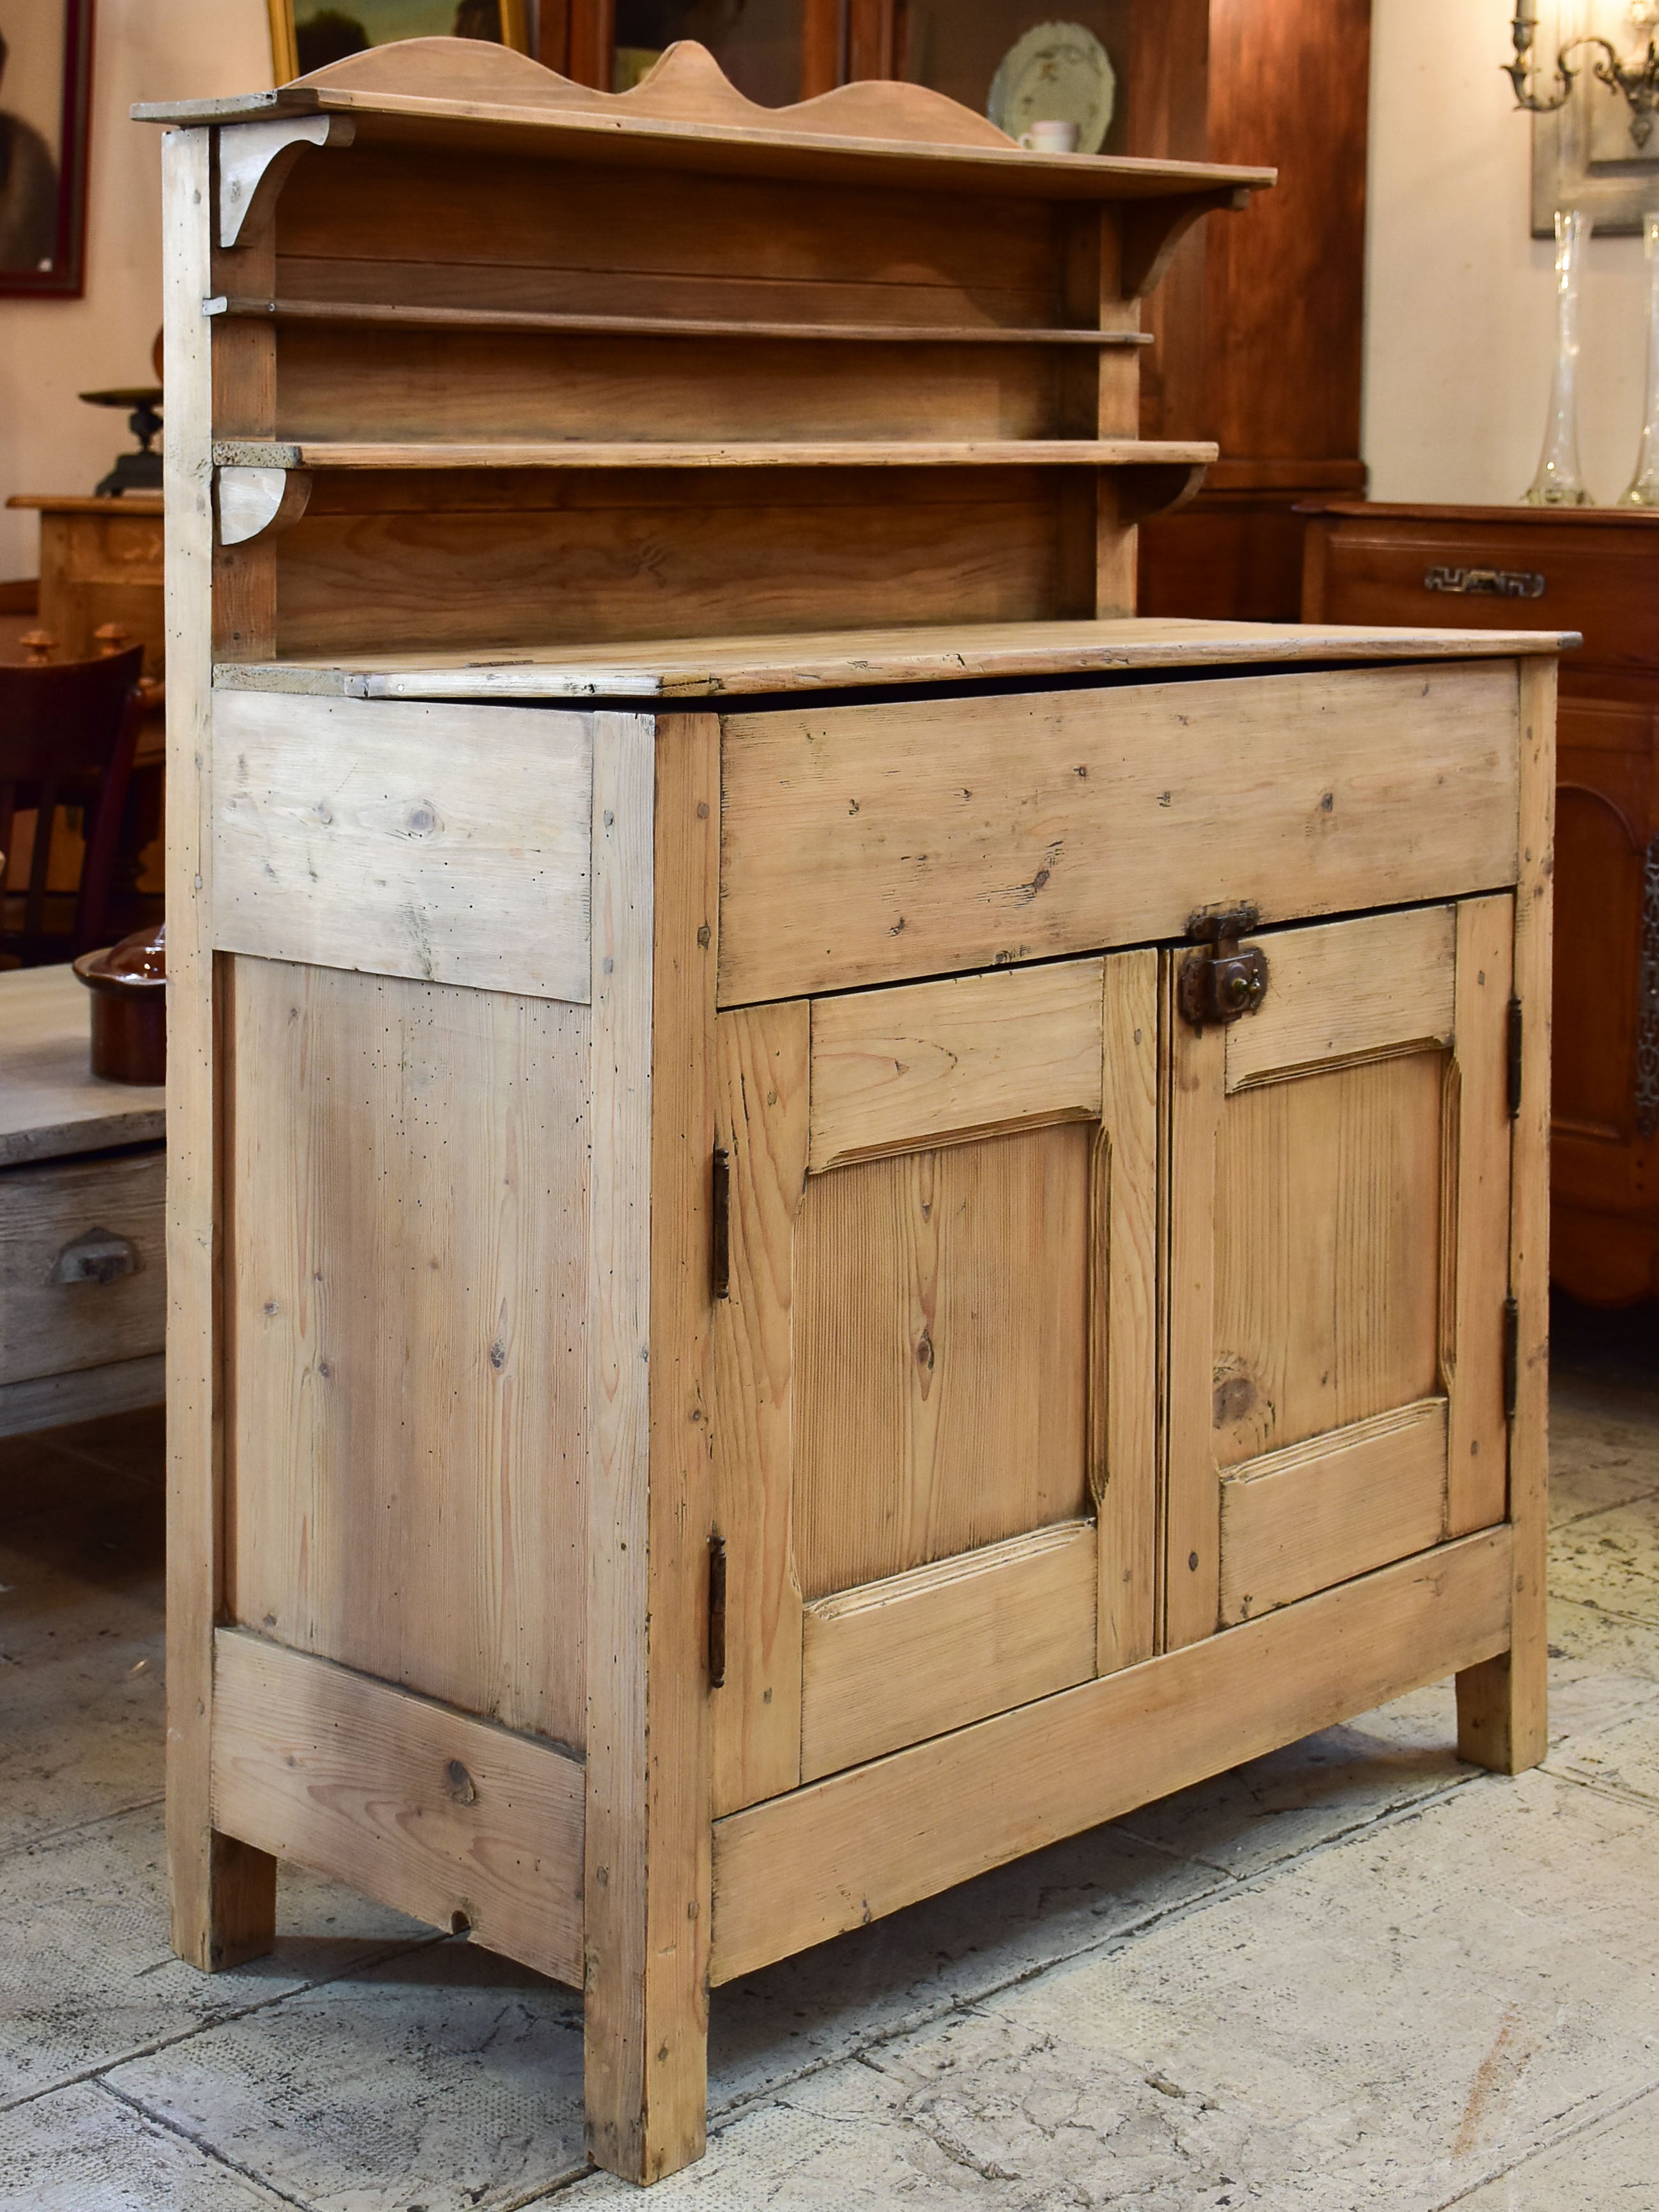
267 1 530 86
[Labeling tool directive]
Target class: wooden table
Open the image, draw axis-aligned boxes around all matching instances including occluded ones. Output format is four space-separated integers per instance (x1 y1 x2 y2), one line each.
0 965 165 1438
1301 500 1658 1305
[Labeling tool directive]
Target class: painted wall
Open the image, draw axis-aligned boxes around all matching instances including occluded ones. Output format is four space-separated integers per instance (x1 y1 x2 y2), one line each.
1365 1 1651 505
0 0 272 580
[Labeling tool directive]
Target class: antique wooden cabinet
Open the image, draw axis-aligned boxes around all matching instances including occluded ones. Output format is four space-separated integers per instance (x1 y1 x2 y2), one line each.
143 42 1557 2187
1303 500 1657 1307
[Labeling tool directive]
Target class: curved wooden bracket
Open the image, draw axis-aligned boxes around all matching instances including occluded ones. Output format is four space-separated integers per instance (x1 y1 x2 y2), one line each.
217 466 313 547
1121 187 1253 300
218 114 355 249
1114 461 1210 528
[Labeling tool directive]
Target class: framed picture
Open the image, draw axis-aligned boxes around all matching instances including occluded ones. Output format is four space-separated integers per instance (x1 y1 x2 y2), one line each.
268 1 533 83
0 0 94 298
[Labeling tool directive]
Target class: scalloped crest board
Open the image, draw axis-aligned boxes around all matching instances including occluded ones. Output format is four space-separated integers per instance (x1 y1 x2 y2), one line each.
142 38 1557 2185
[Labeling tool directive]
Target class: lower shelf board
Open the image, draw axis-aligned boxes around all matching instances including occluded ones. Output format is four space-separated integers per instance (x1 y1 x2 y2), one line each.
708 1525 1514 1983
210 1629 585 1986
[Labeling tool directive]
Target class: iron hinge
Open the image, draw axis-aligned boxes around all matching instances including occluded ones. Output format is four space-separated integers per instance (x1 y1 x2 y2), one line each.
707 1534 728 1688
711 1144 731 1301
1506 997 1524 1120
1503 1296 1520 1421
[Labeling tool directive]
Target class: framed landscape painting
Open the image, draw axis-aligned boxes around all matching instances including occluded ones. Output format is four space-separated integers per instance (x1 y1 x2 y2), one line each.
0 0 94 298
269 0 532 82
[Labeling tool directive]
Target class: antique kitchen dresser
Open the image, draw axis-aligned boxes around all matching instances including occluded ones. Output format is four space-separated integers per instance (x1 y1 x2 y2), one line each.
138 38 1563 2186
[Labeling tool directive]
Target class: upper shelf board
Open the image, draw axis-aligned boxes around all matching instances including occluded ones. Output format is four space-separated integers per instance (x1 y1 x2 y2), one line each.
210 617 1580 703
136 36 1275 204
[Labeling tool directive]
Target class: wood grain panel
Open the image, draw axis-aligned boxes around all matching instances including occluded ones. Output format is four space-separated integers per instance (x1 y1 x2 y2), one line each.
719 662 1521 1006
275 469 1089 660
711 1001 810 1817
1447 895 1515 1538
0 1148 165 1386
809 959 1103 1171
213 691 591 999
164 124 279 1972
712 1528 1513 1983
800 1520 1097 1781
1096 946 1159 1673
211 1629 583 1985
792 1123 1092 1599
1225 906 1456 1091
1218 1398 1449 1625
1458 659 1555 1775
227 958 588 1749
1211 1051 1445 1468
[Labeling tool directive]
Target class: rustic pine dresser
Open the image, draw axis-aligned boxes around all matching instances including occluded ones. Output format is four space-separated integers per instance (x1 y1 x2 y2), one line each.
139 38 1564 2185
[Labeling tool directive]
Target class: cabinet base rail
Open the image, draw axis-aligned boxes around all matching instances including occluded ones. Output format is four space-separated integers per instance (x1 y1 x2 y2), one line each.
205 1527 1513 1995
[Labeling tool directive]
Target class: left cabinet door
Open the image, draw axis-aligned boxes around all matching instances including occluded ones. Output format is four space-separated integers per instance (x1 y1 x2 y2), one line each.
711 951 1158 1815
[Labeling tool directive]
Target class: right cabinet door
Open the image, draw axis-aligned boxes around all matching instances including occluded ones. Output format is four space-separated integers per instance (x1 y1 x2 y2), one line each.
1165 898 1515 1649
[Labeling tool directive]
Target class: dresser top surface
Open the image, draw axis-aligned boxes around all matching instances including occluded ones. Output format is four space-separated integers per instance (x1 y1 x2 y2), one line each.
1301 500 1659 533
211 617 1575 705
0 967 165 1169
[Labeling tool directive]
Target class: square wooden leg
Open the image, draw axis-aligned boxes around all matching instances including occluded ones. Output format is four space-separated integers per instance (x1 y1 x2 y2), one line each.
1456 1638 1547 1775
170 1828 277 1973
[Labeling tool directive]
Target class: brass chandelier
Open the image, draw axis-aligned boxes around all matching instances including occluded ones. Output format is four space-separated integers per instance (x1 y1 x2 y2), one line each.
1506 4 1659 150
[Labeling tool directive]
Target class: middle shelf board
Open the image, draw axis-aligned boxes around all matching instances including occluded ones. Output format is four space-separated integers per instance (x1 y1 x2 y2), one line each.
206 298 1155 348
212 438 1218 472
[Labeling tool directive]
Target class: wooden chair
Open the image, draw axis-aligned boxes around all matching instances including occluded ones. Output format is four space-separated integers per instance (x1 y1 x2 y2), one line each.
0 633 146 967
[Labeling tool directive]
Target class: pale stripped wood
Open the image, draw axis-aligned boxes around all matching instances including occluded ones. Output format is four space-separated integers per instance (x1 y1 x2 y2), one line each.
1458 661 1555 1774
162 126 278 1972
216 619 1575 705
634 711 721 2179
211 1629 583 1984
1446 896 1515 1538
712 1528 1513 1983
1096 948 1159 1673
581 712 660 2177
718 663 1521 1006
211 436 1216 473
211 691 592 1000
0 1148 165 1387
227 958 588 1746
1225 906 1456 1092
1218 1399 1449 1624
800 1520 1097 1781
1162 990 1224 1652
792 1123 1093 1600
1211 1051 1446 1468
808 960 1103 1172
710 1001 810 1818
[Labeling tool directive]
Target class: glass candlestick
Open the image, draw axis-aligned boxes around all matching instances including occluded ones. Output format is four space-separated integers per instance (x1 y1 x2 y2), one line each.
1620 210 1659 505
1524 207 1596 507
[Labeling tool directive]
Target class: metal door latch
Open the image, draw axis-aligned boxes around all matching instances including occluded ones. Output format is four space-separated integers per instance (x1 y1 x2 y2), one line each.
1178 904 1269 1028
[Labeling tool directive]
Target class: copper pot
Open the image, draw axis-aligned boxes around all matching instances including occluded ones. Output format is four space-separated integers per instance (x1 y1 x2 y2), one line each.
73 923 166 1086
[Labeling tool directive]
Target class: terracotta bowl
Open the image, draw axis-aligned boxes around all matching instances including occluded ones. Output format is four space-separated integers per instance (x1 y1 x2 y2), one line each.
73 923 166 1086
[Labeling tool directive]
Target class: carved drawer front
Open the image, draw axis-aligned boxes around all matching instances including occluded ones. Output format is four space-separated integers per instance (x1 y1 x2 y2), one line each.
717 660 1521 1006
0 1146 166 1388
711 954 1158 1813
1316 524 1639 667
1165 900 1516 1647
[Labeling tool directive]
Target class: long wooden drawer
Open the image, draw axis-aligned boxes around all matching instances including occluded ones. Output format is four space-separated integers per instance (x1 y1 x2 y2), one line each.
717 660 1521 1006
1312 518 1649 673
0 1145 166 1386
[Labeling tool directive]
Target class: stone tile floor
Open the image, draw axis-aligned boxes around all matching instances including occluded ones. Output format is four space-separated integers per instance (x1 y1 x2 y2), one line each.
3 1349 1658 2209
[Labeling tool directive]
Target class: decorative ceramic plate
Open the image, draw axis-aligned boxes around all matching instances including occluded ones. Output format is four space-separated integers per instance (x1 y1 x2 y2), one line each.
988 22 1115 155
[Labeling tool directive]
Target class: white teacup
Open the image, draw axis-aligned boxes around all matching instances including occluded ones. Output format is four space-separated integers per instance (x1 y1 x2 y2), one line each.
1020 118 1081 154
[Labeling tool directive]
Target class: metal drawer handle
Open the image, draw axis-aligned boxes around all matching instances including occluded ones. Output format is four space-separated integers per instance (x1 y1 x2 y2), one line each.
52 1228 141 1287
1424 564 1545 599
